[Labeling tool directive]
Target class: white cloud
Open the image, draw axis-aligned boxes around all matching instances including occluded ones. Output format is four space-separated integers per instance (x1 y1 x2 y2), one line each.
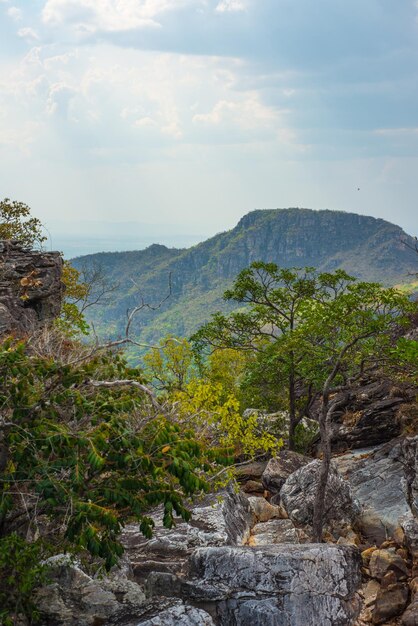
17 27 40 41
7 5 22 20
193 96 278 130
215 0 247 13
42 0 200 32
374 127 418 136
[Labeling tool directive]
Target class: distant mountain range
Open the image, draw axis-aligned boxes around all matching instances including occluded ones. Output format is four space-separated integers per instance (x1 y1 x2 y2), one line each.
71 208 417 351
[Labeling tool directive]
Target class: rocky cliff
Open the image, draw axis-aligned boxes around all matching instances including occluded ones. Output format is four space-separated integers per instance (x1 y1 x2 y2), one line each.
0 240 64 336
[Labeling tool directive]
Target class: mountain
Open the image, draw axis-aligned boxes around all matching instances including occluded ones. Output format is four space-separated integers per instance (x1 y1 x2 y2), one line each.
71 208 417 350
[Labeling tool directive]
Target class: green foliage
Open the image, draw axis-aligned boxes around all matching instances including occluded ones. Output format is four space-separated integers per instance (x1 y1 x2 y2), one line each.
70 209 418 348
294 281 416 390
205 348 250 406
143 336 195 392
0 198 46 248
192 263 417 450
172 379 281 458
0 335 228 622
192 264 356 448
55 261 91 336
0 534 48 625
388 335 418 383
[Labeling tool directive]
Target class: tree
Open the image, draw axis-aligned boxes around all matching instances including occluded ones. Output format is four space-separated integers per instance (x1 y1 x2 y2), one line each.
294 281 416 541
0 198 46 248
58 261 118 337
0 333 229 623
143 336 196 393
192 263 354 450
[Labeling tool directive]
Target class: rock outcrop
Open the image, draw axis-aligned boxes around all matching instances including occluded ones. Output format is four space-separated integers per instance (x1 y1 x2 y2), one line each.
310 379 415 454
280 459 360 527
36 555 146 626
122 489 253 583
335 437 418 545
261 450 310 496
0 240 64 336
146 544 362 625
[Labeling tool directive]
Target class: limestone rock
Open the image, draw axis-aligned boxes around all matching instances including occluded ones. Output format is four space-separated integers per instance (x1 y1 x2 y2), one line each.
261 450 310 494
123 599 215 625
310 379 415 454
369 549 410 581
147 544 362 626
0 240 64 336
335 437 418 545
107 598 215 626
122 488 252 583
249 519 309 545
242 480 265 494
372 584 409 624
246 496 284 523
36 555 145 626
280 459 359 527
235 460 268 483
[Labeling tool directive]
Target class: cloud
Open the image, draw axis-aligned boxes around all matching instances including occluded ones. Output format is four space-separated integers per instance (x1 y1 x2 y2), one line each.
215 0 247 12
17 27 40 41
7 5 22 20
193 96 278 130
41 0 200 32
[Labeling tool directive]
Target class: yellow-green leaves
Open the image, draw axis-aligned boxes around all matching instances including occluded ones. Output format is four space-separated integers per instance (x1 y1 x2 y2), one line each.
172 379 281 457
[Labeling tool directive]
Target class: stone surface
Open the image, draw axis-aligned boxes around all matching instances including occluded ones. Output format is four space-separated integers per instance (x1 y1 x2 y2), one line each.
246 496 284 523
122 488 252 583
261 450 310 494
113 599 215 626
36 555 146 626
248 519 309 545
242 480 265 494
335 437 418 545
363 579 381 607
310 379 415 454
147 544 362 626
0 240 64 336
372 584 409 624
402 599 418 626
235 461 268 483
280 459 359 527
369 549 410 581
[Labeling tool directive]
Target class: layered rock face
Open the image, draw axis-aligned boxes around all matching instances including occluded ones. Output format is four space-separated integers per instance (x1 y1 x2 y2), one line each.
146 544 362 626
0 240 64 336
310 378 415 454
335 437 418 546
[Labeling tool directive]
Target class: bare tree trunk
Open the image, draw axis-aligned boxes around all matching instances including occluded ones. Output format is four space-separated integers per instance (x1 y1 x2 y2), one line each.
312 397 332 542
288 370 296 451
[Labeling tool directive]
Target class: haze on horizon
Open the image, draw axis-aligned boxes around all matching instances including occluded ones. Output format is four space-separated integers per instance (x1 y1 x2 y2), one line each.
1 0 418 256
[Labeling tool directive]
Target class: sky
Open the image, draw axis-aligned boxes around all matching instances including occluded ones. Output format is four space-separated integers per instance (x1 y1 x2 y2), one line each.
1 0 417 256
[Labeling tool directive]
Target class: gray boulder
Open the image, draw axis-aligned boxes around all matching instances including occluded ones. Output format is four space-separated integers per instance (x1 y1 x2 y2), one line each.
36 555 146 626
335 437 418 545
249 519 310 545
309 379 415 454
280 459 359 527
111 598 215 626
261 450 310 494
122 488 253 582
147 544 362 625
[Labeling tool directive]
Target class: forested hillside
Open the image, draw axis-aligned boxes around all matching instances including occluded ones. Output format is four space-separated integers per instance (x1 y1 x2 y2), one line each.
72 208 417 349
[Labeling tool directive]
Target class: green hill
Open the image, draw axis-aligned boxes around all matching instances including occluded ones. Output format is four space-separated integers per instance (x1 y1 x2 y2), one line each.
71 208 417 349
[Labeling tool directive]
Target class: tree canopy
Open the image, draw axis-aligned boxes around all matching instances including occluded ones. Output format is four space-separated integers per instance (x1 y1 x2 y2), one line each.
0 198 46 248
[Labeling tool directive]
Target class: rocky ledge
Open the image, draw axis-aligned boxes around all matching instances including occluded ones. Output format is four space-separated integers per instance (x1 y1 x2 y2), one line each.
0 240 64 336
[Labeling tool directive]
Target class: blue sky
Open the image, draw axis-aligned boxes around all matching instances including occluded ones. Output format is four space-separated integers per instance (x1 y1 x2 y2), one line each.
0 0 417 253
